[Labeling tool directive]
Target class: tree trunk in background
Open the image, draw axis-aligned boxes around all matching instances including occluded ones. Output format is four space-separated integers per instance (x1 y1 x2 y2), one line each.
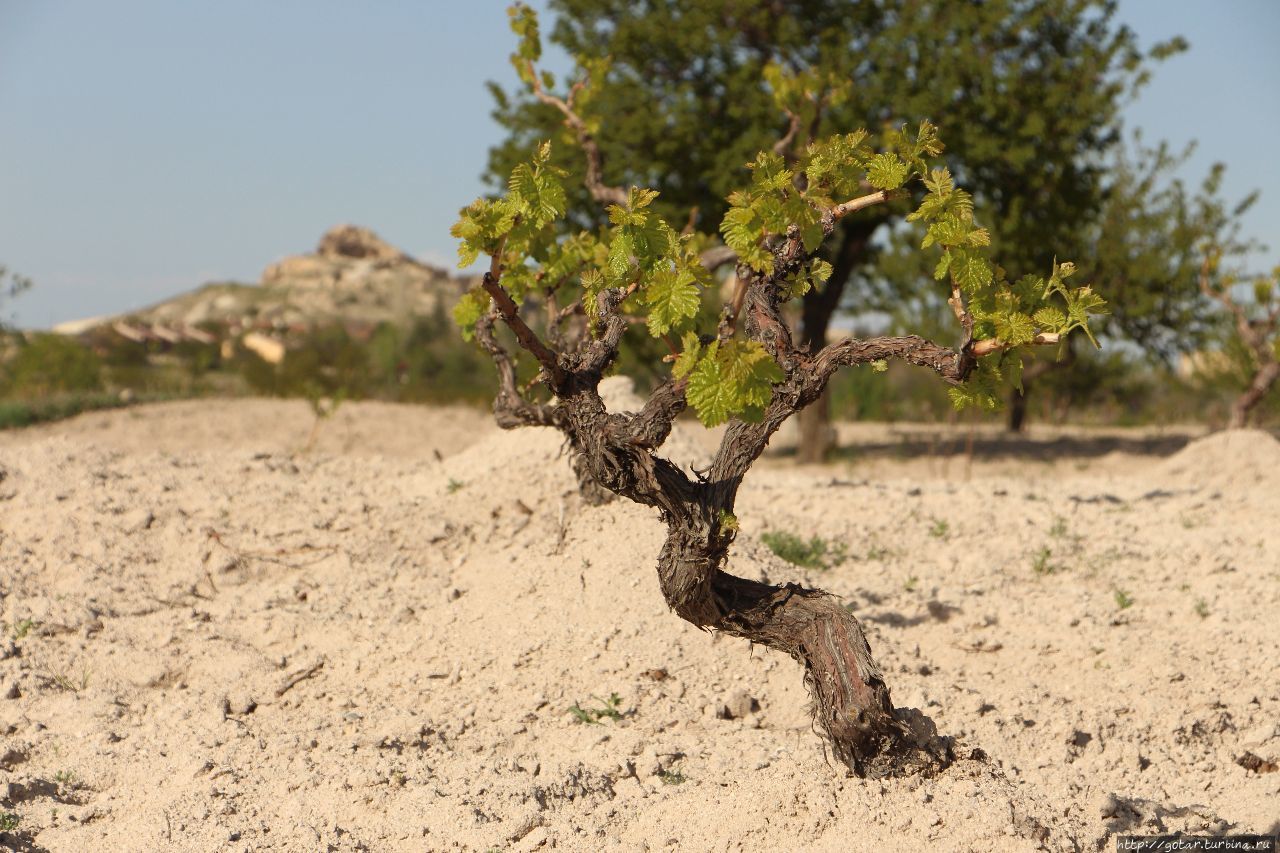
796 220 877 464
1229 360 1280 428
796 389 837 463
1007 386 1030 433
1005 344 1075 433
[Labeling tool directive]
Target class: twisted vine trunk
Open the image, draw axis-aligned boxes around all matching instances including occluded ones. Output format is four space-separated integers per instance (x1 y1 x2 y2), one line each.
557 377 952 778
478 209 966 777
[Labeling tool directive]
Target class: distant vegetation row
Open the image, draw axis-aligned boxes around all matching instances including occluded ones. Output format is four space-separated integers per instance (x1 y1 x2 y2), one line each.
1 295 1274 431
0 299 498 429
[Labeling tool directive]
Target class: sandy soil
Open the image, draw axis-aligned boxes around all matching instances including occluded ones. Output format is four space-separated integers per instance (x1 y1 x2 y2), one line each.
0 396 1277 852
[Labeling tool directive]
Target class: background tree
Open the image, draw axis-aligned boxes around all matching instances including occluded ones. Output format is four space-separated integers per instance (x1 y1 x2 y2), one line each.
455 7 1106 775
1199 253 1280 428
878 137 1258 430
487 0 1182 458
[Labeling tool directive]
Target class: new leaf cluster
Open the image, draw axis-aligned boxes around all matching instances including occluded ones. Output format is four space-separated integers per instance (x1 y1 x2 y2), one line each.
451 141 777 427
909 167 1108 409
451 4 1110 428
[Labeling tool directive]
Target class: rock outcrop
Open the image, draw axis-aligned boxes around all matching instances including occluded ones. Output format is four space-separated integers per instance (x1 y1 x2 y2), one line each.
55 225 467 337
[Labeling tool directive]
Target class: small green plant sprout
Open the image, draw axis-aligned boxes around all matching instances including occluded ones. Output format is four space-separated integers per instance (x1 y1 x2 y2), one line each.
301 385 346 454
658 766 688 785
927 517 950 540
568 692 624 724
0 811 18 832
1194 598 1210 619
760 530 847 571
11 618 35 642
54 770 77 786
1048 516 1069 538
1114 588 1135 610
446 478 465 494
1031 546 1059 575
903 575 919 592
866 540 891 561
50 663 91 693
454 3 1107 778
1199 251 1280 428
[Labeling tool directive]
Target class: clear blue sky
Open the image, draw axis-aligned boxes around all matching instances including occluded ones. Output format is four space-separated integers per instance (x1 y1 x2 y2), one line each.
2 0 1277 328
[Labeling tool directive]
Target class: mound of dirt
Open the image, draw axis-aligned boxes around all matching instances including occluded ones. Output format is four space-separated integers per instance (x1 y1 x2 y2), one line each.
1156 428 1280 491
0 402 1276 851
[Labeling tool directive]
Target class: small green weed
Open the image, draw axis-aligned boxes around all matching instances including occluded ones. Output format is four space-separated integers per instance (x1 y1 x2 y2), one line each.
1031 546 1060 575
0 812 18 832
658 767 688 785
865 540 891 561
446 478 465 494
50 664 91 693
1113 588 1134 610
301 387 345 454
568 693 624 724
1049 516 1069 538
760 531 847 571
927 517 950 540
11 619 35 642
1194 598 1209 619
903 575 919 592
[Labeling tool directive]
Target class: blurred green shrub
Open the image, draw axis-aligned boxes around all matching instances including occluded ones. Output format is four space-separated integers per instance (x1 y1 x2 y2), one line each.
0 333 102 397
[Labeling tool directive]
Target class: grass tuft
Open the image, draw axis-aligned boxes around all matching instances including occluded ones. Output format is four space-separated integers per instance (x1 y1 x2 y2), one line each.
760 531 847 571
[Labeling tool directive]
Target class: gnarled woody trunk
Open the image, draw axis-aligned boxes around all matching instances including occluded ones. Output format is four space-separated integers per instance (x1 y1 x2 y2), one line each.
555 387 950 777
477 216 973 776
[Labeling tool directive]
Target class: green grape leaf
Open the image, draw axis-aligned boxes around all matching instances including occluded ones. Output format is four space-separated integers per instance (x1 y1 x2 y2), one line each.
750 151 794 192
452 288 491 342
965 227 991 247
607 233 633 278
580 269 606 321
801 222 826 254
933 250 952 281
1032 307 1066 332
720 206 759 252
994 311 1036 346
450 198 518 267
673 332 703 379
645 267 700 336
951 249 994 292
628 186 660 210
719 204 773 274
948 361 1003 411
809 258 833 285
686 351 732 427
685 340 784 427
866 152 909 190
718 340 785 408
1064 286 1108 346
508 163 566 227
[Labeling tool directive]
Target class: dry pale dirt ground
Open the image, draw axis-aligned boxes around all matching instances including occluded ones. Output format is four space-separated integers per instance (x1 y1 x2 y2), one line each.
0 392 1277 852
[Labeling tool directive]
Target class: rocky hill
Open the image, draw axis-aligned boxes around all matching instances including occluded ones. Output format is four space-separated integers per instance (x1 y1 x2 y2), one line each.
55 225 468 340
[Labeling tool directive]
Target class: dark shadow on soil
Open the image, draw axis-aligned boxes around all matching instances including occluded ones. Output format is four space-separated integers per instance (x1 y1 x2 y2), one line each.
775 431 1197 464
0 831 52 853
